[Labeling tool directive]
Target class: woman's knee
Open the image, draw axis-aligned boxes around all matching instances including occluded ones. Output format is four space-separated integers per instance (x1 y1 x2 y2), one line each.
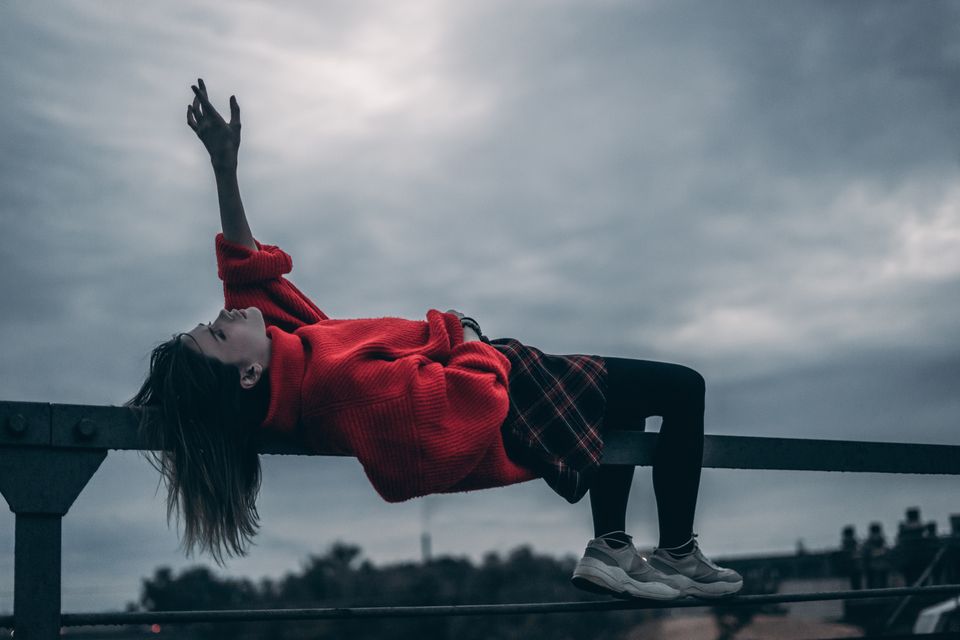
602 357 705 418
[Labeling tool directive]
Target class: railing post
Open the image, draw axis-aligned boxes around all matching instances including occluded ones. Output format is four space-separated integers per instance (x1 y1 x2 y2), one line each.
0 447 107 640
14 514 62 639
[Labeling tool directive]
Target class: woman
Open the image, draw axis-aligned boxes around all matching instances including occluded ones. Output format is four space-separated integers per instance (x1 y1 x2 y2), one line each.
127 78 742 601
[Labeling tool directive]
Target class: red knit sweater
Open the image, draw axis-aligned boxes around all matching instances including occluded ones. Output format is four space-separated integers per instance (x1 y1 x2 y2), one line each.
215 233 538 502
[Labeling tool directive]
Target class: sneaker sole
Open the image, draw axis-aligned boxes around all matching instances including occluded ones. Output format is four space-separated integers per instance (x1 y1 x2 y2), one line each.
571 558 681 600
666 574 744 599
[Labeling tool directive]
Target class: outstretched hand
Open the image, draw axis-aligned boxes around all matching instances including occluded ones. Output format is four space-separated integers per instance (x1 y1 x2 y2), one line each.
187 78 241 172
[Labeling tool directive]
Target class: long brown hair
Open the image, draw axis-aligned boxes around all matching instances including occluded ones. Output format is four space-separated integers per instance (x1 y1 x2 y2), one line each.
126 333 271 567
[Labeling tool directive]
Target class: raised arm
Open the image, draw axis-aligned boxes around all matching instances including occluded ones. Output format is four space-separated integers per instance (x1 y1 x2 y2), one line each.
187 77 256 252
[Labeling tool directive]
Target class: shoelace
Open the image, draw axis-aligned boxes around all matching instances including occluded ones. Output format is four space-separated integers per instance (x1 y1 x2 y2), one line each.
597 531 634 547
654 532 695 554
655 533 721 567
692 547 723 571
669 534 725 572
597 532 652 562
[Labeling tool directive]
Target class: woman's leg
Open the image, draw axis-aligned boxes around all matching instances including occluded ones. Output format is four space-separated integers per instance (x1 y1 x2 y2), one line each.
590 357 706 549
579 360 742 598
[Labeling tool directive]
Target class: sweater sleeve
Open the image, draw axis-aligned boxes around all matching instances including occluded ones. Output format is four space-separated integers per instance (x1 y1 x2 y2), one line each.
215 233 329 332
406 338 518 494
445 341 512 390
316 321 524 503
435 342 538 492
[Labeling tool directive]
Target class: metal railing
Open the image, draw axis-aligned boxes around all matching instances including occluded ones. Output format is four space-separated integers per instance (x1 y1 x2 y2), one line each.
1 399 959 638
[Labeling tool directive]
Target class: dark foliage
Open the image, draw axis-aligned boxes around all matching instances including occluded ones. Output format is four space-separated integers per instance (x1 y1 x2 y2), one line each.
131 542 663 640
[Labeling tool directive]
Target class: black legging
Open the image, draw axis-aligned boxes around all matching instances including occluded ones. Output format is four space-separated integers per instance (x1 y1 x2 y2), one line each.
590 357 705 549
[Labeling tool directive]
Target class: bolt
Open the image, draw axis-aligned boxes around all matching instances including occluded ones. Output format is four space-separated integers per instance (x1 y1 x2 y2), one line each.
6 414 27 436
75 418 97 441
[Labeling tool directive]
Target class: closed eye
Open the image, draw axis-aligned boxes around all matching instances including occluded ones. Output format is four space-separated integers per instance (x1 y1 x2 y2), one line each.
206 323 225 340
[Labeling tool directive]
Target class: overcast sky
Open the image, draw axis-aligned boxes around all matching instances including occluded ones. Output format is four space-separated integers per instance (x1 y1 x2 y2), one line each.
2 0 959 614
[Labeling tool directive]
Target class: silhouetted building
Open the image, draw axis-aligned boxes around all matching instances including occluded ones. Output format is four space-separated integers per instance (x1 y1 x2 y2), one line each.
860 521 891 589
839 525 862 590
842 509 960 634
895 506 938 586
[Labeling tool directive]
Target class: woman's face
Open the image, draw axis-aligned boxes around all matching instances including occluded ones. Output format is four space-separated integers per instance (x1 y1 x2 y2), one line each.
183 307 271 388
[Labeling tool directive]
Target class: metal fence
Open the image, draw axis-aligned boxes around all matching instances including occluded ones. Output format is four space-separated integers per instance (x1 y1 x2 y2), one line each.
1 399 959 639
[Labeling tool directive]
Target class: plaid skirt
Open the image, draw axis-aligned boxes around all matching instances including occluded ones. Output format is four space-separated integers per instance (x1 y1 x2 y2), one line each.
486 337 608 504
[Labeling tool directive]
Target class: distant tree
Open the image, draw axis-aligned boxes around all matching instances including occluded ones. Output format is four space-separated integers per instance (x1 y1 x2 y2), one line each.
136 565 262 639
131 542 659 640
139 565 258 611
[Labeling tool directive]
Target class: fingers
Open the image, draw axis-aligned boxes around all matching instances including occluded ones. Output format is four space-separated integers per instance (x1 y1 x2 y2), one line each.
229 94 240 128
187 92 203 132
191 77 222 120
187 78 238 135
191 84 212 113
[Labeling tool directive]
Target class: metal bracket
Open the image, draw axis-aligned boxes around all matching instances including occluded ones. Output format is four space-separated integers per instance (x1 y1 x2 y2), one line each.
0 446 107 640
0 447 106 515
0 401 51 447
52 403 141 449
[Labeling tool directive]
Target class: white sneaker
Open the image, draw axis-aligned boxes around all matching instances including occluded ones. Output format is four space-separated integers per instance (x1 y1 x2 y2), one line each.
571 532 682 600
647 534 743 598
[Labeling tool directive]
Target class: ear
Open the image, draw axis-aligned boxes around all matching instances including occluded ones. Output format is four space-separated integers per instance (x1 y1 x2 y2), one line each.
239 363 264 390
